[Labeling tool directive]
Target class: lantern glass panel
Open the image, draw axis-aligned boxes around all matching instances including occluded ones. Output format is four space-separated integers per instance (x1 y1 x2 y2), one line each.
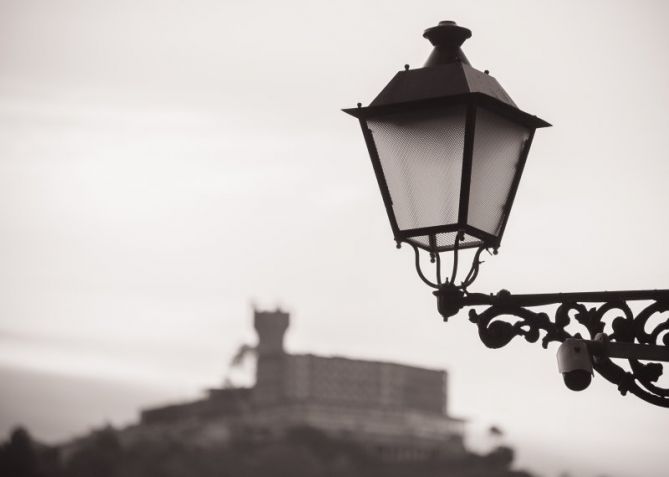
407 231 483 252
468 108 531 237
367 105 467 233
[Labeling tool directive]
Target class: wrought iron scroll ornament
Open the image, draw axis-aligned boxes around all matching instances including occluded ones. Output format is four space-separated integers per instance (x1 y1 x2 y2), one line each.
400 239 669 407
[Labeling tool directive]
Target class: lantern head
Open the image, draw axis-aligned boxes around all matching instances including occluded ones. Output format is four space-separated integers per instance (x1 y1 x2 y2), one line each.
344 21 550 253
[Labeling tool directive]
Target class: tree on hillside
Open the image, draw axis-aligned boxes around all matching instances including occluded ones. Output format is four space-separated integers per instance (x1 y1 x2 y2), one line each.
0 426 40 477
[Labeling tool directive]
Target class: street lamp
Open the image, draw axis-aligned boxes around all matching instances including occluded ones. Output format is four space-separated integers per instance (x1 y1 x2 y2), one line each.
344 21 669 407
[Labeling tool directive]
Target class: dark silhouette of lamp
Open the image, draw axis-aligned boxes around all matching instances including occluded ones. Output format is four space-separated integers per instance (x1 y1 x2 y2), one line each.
344 21 669 407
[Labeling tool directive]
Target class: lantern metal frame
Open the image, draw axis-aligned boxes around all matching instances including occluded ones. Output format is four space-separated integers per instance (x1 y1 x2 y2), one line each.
344 21 669 407
345 94 546 253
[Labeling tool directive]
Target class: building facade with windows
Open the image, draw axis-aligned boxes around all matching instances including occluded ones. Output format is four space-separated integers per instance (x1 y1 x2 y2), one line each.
139 308 465 459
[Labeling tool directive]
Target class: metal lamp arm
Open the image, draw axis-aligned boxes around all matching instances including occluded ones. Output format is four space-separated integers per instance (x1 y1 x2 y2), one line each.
435 286 669 407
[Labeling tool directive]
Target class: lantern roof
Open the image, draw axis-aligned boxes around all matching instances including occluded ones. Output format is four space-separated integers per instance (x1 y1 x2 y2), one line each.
370 63 516 109
343 21 550 129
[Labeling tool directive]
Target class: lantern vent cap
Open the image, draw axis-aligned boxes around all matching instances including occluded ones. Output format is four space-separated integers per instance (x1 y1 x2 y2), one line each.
423 20 472 67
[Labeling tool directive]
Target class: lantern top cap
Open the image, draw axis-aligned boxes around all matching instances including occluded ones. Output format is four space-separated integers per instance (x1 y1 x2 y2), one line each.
423 21 472 48
423 21 472 67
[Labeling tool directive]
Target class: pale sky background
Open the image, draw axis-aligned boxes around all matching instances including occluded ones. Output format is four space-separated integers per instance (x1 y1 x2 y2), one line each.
1 1 669 476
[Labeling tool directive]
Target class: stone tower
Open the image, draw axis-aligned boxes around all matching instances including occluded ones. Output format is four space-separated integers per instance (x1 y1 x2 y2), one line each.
253 308 289 356
253 308 290 406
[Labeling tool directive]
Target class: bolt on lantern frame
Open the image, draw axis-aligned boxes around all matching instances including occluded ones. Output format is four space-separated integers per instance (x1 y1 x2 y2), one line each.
344 21 669 407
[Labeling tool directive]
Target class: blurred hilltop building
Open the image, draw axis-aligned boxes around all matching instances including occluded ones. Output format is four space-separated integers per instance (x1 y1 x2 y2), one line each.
136 308 465 461
4 308 534 477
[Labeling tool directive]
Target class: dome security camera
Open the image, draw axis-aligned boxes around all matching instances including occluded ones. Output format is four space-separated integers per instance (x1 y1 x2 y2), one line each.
557 338 593 391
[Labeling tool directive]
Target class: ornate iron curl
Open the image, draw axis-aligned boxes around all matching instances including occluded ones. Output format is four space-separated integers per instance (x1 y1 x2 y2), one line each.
398 239 669 406
434 286 669 407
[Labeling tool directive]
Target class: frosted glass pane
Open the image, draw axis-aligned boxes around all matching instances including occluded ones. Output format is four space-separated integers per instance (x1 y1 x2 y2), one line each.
368 105 467 232
407 232 483 252
469 108 530 236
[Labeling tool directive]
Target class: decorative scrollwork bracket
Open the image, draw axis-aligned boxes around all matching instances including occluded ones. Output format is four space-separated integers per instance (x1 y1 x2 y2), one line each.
434 286 669 407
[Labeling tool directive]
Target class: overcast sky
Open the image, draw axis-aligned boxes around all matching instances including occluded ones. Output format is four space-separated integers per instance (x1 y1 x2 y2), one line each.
2 1 669 476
